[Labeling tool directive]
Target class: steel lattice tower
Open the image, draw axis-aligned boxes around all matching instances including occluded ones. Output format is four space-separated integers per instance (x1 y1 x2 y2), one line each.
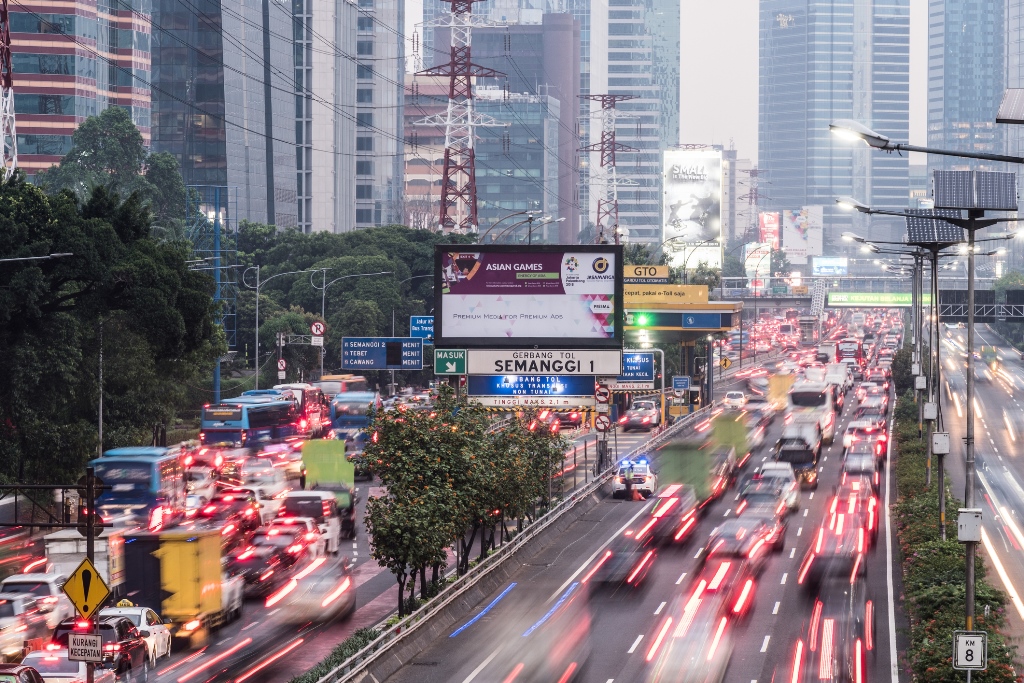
0 0 16 180
580 95 635 244
416 0 506 233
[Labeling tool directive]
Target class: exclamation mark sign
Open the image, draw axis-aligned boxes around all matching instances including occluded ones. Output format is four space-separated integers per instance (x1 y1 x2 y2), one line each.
81 569 92 614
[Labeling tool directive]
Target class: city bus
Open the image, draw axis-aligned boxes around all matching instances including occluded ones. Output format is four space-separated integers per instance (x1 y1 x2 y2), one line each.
330 391 382 452
798 316 819 347
274 383 330 437
200 398 299 447
90 448 187 529
313 375 370 399
837 337 865 366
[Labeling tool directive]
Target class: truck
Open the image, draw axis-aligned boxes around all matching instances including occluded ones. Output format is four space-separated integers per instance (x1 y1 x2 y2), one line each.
43 529 126 596
816 342 837 364
773 423 822 489
122 529 240 648
657 439 737 511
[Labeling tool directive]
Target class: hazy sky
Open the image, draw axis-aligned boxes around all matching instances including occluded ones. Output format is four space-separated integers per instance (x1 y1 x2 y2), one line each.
680 0 929 164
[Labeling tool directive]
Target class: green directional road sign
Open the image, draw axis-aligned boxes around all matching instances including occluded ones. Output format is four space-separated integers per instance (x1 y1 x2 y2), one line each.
434 349 466 374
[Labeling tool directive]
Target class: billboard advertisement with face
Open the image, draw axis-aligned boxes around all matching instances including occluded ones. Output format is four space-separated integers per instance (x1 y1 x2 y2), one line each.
435 245 623 348
662 150 722 269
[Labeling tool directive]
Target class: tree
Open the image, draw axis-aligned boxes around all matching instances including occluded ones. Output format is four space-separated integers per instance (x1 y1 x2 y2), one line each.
0 176 223 483
145 152 187 227
723 253 745 278
36 108 151 200
771 248 792 276
689 260 721 291
623 243 666 266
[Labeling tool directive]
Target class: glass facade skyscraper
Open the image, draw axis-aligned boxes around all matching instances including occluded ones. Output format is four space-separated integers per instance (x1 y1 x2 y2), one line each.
759 0 909 245
928 0 1005 173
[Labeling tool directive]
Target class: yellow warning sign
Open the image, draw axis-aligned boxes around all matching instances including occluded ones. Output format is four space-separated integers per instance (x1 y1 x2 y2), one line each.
719 357 732 370
62 557 111 621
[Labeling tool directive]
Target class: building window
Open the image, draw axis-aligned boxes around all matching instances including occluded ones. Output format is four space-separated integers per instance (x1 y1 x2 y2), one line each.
356 137 373 151
356 112 373 127
357 64 373 79
357 16 374 31
356 208 374 222
357 88 373 103
358 0 373 7
356 160 373 175
357 41 373 55
356 185 373 198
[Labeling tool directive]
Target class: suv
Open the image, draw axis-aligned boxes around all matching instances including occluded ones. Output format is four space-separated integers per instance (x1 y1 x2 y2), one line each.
0 574 72 629
51 616 148 681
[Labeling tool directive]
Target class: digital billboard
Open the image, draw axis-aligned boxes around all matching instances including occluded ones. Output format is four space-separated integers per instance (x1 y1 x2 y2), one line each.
662 150 722 269
759 212 780 249
812 257 849 276
435 245 623 348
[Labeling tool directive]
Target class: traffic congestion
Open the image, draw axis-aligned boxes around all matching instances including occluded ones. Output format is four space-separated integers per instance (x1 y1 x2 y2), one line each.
0 310 910 683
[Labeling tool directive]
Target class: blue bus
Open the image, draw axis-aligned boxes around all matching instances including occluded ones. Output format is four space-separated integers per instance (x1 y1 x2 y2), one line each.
200 398 299 447
90 448 187 529
330 391 381 452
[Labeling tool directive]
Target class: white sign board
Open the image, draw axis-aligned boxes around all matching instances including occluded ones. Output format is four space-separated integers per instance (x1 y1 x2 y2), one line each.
953 631 987 670
466 349 621 375
604 381 656 392
311 336 324 347
68 633 103 662
469 395 597 408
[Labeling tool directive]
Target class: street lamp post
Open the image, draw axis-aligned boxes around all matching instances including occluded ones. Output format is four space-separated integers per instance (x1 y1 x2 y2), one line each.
0 253 74 264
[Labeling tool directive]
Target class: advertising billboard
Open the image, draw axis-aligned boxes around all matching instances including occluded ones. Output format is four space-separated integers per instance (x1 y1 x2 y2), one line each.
827 292 930 307
742 242 772 278
759 212 780 249
662 150 722 269
435 245 623 348
812 257 849 276
781 210 809 264
804 205 824 258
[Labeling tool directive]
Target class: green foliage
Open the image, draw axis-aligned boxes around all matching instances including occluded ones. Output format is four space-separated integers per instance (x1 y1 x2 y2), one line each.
770 248 791 275
688 260 721 291
623 243 667 266
892 392 1019 682
287 627 381 683
0 176 223 483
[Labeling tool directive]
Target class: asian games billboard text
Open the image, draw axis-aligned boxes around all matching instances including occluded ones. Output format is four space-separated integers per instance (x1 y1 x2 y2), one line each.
662 150 722 269
435 245 623 348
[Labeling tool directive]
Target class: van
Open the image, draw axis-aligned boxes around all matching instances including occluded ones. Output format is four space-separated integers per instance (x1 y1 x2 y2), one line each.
787 381 836 444
278 491 352 552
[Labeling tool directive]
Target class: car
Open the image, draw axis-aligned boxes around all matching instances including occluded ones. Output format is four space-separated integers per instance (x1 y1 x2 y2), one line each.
753 462 800 510
0 593 49 661
256 442 306 481
20 651 117 683
185 466 217 503
774 424 822 489
789 579 875 683
612 459 658 499
241 460 289 502
619 400 660 432
271 560 356 622
846 438 887 465
640 485 700 546
0 574 72 630
861 383 889 406
265 517 326 557
855 381 878 402
50 616 148 682
279 489 350 549
702 516 778 574
249 527 314 567
835 477 881 545
218 486 280 525
723 391 746 409
843 453 880 492
744 393 777 425
198 490 262 533
842 419 886 450
853 398 888 429
583 532 656 588
98 603 171 667
646 581 735 682
553 410 584 428
796 507 868 591
226 545 294 597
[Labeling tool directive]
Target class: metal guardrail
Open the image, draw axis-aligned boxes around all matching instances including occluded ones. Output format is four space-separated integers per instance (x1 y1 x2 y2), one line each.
314 405 713 683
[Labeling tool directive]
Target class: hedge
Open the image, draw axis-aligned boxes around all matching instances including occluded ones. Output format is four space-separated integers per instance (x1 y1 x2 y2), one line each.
288 627 381 683
891 390 1019 682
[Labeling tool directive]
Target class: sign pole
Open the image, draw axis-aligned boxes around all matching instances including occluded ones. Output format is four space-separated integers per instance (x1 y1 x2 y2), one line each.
86 467 94 683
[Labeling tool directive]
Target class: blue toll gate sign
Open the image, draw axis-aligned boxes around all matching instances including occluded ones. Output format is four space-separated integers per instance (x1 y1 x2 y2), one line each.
673 376 691 391
409 316 434 343
618 352 655 382
342 337 423 370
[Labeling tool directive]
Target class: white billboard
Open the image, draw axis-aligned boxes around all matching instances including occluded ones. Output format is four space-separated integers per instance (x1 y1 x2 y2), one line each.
812 257 849 276
780 206 824 264
662 150 722 269
742 242 773 278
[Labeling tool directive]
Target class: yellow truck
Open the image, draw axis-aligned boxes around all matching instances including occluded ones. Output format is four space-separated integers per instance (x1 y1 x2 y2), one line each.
122 529 240 648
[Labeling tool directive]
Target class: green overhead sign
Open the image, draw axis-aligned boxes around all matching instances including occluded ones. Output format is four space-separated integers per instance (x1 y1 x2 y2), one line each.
827 292 932 308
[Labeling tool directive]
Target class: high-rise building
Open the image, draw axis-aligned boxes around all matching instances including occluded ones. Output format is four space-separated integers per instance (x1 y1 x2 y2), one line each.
587 0 680 243
758 0 909 246
10 0 152 178
929 0 1005 172
722 149 754 245
150 0 297 227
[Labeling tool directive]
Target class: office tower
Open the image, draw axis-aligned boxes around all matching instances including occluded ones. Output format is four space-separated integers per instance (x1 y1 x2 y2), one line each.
722 149 754 245
759 0 909 246
588 0 680 243
10 0 152 178
150 0 297 227
930 0 1005 172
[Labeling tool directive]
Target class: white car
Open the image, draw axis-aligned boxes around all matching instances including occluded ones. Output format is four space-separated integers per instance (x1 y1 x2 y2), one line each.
0 593 48 659
612 459 658 499
21 650 117 683
723 391 746 409
756 462 801 511
266 517 326 557
222 572 244 622
186 466 218 503
99 604 172 666
0 573 73 629
242 459 289 499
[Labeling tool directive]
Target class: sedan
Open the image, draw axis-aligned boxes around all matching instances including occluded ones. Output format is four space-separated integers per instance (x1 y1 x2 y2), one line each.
723 391 746 409
98 604 171 667
619 401 660 432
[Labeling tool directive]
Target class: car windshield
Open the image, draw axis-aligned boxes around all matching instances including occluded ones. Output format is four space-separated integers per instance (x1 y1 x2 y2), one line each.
22 654 82 675
726 392 743 400
632 402 655 411
845 456 875 472
1 582 51 597
777 448 815 464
